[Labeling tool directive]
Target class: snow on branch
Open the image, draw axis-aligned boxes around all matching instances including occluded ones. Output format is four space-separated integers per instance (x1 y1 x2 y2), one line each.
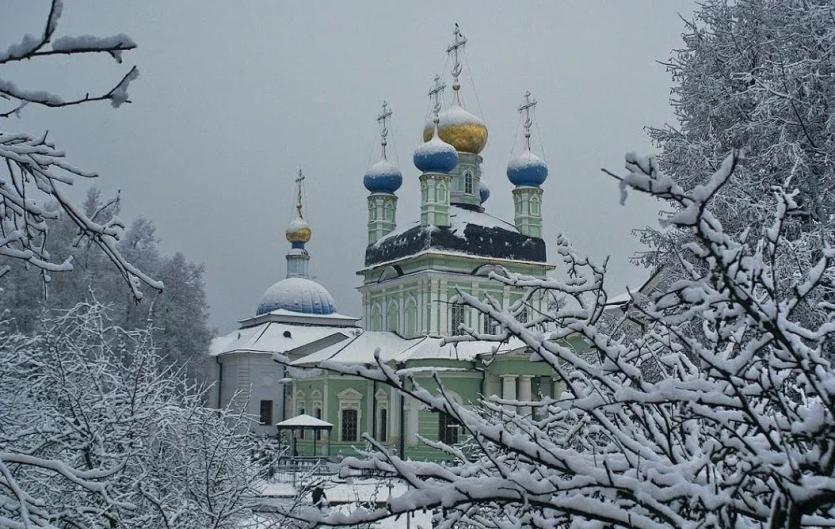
0 1 158 300
283 150 835 529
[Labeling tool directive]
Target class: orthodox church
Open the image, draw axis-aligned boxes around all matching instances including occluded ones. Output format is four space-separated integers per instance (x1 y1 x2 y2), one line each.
208 27 578 460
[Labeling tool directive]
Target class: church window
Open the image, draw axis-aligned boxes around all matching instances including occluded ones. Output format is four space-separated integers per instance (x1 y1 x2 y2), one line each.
436 183 447 202
259 400 273 425
370 304 382 331
482 314 498 335
378 408 388 442
464 171 473 194
404 298 417 337
297 406 306 439
531 196 541 216
519 307 528 323
421 183 428 202
386 302 399 333
438 412 459 445
450 303 465 335
341 409 358 442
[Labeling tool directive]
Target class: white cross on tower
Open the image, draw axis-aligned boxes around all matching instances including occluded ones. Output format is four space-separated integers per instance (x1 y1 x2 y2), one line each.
428 74 446 124
518 90 538 150
446 23 467 96
376 101 392 159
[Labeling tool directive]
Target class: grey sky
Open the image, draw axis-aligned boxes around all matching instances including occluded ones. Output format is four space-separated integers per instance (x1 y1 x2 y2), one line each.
3 1 695 333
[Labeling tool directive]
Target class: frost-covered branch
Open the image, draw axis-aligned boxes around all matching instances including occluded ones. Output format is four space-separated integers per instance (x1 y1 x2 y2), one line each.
282 150 835 529
0 302 257 529
0 0 159 300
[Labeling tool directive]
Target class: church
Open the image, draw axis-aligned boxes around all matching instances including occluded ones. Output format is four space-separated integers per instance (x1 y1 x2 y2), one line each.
208 27 582 460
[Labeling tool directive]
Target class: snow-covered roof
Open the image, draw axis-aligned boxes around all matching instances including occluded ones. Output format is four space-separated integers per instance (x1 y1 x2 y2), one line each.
275 413 333 429
364 205 547 267
291 330 528 366
210 321 353 357
291 331 421 366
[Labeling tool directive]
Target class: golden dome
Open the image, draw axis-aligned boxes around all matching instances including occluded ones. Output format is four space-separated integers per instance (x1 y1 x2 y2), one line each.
285 216 311 244
423 104 488 154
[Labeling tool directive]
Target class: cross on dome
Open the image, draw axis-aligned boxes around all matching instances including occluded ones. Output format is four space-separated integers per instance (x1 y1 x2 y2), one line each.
518 90 538 150
428 74 446 125
377 101 392 159
294 168 305 219
446 23 467 100
286 169 312 246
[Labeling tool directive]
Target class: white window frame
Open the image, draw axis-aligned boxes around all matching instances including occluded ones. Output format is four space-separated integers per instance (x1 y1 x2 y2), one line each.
337 388 363 443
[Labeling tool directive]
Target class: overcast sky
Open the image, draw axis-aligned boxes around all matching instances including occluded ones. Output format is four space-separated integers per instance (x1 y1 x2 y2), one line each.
3 1 696 333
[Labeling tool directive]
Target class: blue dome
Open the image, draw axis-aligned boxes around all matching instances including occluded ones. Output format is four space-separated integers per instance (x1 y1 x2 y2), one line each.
414 130 458 174
256 277 336 315
507 149 548 187
479 181 490 204
364 159 402 193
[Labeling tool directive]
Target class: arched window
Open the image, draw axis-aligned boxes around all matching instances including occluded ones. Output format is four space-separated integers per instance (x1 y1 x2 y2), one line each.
464 171 473 194
386 302 399 333
531 196 541 216
421 182 428 202
437 183 447 202
370 304 382 331
404 297 417 337
450 303 465 336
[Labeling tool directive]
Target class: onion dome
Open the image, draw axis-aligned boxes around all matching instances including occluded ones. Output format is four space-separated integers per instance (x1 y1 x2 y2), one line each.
363 159 402 193
256 277 337 315
414 127 459 174
285 215 311 244
479 181 490 204
422 104 488 154
507 149 548 187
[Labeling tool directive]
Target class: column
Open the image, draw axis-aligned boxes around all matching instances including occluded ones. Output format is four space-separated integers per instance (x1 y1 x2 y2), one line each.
406 396 419 447
518 375 532 416
501 375 517 412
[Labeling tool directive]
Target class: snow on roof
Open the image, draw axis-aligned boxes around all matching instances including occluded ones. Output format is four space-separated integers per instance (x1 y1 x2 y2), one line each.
210 321 351 357
275 413 333 429
393 336 526 362
292 331 423 366
372 206 517 248
448 206 518 234
292 330 528 366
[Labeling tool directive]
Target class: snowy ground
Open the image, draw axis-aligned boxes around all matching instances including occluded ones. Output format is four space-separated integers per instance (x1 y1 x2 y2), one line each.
246 476 433 528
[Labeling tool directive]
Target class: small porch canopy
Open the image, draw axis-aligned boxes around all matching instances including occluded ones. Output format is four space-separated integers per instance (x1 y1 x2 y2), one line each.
276 414 333 457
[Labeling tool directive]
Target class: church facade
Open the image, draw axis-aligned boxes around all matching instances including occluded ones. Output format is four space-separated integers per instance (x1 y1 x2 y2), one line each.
209 28 580 460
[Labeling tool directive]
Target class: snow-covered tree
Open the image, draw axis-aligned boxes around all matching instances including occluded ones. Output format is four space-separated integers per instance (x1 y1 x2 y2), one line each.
0 188 212 380
640 0 834 354
284 151 835 529
0 301 256 529
0 0 161 300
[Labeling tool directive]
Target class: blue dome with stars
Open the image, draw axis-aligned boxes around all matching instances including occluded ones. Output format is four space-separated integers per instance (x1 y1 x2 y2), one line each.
507 149 548 187
414 128 458 174
364 159 402 193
